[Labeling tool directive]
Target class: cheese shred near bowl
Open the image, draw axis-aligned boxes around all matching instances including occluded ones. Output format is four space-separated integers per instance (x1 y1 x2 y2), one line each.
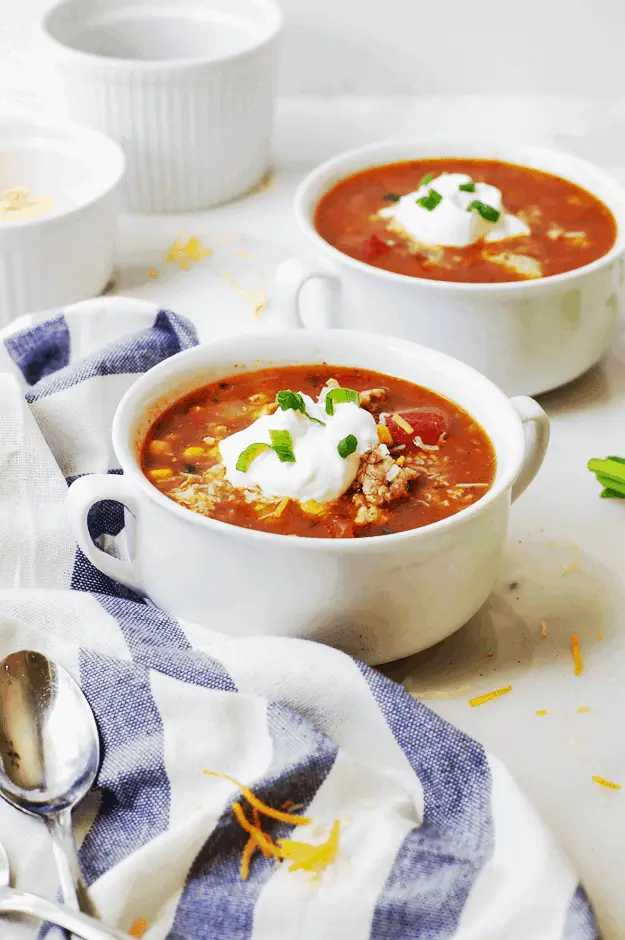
468 685 512 707
203 770 341 880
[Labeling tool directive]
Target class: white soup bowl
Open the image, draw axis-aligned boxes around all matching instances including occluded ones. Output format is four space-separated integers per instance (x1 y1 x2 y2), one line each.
275 141 625 397
66 330 549 664
0 116 124 326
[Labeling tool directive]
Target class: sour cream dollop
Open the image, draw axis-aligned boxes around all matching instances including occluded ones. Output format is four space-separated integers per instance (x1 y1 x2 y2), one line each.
219 392 379 503
379 173 529 248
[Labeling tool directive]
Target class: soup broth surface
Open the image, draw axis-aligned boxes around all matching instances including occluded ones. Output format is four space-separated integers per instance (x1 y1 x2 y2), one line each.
314 158 617 283
141 365 496 539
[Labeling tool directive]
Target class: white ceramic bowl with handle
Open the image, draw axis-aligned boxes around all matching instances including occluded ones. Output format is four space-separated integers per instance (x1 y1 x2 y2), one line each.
0 115 124 326
275 141 625 397
66 329 549 664
37 0 283 213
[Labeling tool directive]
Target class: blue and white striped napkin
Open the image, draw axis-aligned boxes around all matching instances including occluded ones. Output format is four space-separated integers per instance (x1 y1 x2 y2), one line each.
0 299 597 939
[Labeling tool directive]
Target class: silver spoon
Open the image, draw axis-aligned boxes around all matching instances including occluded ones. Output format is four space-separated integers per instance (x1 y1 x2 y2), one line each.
0 650 100 911
0 836 130 939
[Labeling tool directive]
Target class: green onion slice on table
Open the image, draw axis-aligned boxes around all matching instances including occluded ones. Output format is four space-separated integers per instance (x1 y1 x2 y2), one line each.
588 456 625 498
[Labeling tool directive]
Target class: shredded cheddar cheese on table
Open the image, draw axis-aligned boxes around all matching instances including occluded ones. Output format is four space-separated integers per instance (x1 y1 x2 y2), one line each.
203 770 311 825
279 820 340 876
221 270 267 318
540 620 548 638
577 706 591 713
571 634 583 675
592 776 621 791
129 919 149 938
165 237 212 269
203 770 341 881
469 685 512 707
536 709 548 716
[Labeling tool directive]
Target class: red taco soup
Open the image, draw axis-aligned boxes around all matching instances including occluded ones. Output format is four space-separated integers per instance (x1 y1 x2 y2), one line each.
314 158 617 284
141 365 496 539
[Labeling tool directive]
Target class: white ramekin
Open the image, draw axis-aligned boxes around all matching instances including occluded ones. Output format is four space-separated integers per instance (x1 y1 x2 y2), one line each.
0 116 124 326
274 141 625 397
36 0 283 213
66 329 549 664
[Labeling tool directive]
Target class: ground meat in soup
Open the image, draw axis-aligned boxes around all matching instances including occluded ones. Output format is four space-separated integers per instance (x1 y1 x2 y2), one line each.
141 366 496 539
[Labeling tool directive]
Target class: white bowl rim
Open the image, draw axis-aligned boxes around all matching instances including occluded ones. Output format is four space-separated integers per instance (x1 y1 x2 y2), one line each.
112 328 526 553
0 115 125 230
39 0 283 72
294 138 625 293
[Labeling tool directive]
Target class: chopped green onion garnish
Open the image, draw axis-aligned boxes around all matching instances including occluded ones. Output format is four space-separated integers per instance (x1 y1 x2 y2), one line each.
383 193 400 202
276 389 302 412
325 387 360 415
337 434 358 458
276 389 325 425
459 181 476 192
417 189 442 212
418 173 434 189
588 456 625 498
236 430 297 471
467 200 500 223
269 429 296 463
236 442 271 472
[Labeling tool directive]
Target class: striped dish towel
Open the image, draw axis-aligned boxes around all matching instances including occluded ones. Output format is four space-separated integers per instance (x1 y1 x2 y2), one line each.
0 299 596 940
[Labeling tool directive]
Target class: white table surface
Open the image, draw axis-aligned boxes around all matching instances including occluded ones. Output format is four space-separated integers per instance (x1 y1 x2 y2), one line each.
27 95 625 935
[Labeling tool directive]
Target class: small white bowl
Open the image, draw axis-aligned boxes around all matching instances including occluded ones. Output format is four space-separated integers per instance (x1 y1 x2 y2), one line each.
0 116 125 326
36 0 283 213
275 141 625 397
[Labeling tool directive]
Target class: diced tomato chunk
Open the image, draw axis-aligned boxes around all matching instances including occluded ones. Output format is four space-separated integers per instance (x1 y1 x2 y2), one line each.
388 408 450 448
363 234 392 262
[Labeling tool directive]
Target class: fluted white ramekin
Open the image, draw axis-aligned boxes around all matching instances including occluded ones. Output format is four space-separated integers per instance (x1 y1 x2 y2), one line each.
36 0 283 213
0 116 125 326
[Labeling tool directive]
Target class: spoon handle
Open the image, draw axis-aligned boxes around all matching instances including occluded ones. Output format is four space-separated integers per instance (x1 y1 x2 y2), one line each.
46 810 81 909
0 886 130 939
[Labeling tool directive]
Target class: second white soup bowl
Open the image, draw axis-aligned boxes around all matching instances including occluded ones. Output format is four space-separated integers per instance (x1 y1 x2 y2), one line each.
275 141 625 397
66 330 549 664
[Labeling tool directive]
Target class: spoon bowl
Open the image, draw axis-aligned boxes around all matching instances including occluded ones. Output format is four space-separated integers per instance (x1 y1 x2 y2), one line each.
0 650 101 910
0 650 100 813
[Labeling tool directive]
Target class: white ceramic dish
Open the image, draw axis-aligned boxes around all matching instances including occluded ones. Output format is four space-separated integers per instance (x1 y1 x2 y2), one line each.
66 329 549 664
0 116 124 326
274 141 625 397
37 0 282 213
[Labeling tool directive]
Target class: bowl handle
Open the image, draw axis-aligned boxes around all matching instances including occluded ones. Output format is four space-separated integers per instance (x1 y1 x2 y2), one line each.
67 474 145 595
273 258 341 328
509 397 550 503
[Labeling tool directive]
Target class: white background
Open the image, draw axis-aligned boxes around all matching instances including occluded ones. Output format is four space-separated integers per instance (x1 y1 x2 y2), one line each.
3 0 625 98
